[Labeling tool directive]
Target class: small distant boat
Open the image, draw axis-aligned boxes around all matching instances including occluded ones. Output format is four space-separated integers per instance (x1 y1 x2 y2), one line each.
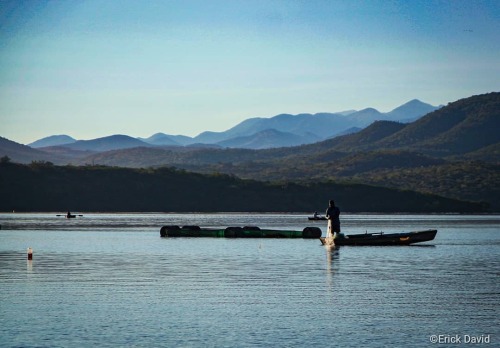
56 212 83 219
320 229 437 246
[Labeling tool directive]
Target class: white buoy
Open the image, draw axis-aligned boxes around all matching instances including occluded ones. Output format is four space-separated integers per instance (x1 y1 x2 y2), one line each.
27 247 33 260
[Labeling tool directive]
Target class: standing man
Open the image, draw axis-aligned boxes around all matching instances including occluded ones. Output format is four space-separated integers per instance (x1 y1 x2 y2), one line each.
325 200 341 239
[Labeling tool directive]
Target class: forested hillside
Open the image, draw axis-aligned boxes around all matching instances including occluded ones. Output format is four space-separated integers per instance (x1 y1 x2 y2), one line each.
176 150 499 210
0 161 486 213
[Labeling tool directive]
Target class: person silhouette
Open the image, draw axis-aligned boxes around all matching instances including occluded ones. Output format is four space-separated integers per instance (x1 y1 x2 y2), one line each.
325 200 340 238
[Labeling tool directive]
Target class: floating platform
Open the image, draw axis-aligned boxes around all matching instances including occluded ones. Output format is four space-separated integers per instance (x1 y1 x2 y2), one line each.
160 225 322 239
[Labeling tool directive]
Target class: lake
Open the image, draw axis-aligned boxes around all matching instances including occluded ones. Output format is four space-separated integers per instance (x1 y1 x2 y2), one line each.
1 213 499 347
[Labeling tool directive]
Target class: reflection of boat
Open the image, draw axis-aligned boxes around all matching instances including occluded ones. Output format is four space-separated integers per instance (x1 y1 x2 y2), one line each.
308 216 327 221
320 229 437 246
56 212 83 218
160 225 322 239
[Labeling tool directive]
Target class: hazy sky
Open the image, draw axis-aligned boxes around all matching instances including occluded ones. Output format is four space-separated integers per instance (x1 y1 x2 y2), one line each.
1 0 499 144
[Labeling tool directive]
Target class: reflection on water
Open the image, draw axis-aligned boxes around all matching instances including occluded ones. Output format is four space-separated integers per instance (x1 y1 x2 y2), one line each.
325 246 339 292
0 213 499 347
26 260 33 274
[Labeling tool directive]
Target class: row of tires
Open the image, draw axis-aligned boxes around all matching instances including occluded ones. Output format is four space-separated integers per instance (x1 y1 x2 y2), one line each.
160 225 322 239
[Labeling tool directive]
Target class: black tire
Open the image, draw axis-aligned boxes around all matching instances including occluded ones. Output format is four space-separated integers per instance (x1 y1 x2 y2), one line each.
160 225 180 237
302 227 322 238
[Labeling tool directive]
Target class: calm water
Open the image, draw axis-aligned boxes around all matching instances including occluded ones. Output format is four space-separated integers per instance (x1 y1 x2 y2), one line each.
0 213 499 347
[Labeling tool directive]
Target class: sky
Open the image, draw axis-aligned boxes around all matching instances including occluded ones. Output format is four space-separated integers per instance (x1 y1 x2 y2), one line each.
0 0 499 145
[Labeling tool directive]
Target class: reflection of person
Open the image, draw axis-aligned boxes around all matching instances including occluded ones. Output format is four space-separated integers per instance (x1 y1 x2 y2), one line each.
325 200 340 238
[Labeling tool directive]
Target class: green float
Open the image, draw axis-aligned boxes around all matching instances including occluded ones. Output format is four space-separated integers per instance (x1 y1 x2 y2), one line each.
160 225 322 239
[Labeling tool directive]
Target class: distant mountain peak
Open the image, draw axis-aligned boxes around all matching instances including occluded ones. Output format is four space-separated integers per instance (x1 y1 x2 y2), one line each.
391 99 430 110
59 134 151 152
358 107 381 113
29 134 76 148
386 99 439 122
408 98 424 103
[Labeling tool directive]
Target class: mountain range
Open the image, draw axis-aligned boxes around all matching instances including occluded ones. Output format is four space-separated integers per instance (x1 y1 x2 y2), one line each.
55 92 496 166
26 99 439 151
1 92 498 210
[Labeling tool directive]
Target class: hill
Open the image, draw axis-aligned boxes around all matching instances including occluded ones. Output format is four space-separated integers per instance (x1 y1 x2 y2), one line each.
60 134 152 152
0 137 66 164
138 133 181 146
0 162 486 213
314 121 408 152
297 92 500 158
29 135 76 148
377 92 500 156
216 129 321 149
385 99 441 122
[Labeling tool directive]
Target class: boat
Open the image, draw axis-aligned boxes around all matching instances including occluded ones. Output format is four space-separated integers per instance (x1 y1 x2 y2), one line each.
319 229 437 246
160 225 322 239
308 211 327 221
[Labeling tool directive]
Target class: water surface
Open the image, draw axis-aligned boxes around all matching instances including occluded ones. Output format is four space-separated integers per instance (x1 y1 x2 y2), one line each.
1 213 498 347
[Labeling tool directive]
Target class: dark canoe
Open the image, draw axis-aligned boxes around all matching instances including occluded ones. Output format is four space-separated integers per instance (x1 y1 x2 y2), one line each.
308 216 327 221
160 225 322 239
320 229 437 246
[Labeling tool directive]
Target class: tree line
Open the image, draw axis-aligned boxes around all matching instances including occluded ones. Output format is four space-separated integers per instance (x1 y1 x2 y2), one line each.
0 161 488 213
